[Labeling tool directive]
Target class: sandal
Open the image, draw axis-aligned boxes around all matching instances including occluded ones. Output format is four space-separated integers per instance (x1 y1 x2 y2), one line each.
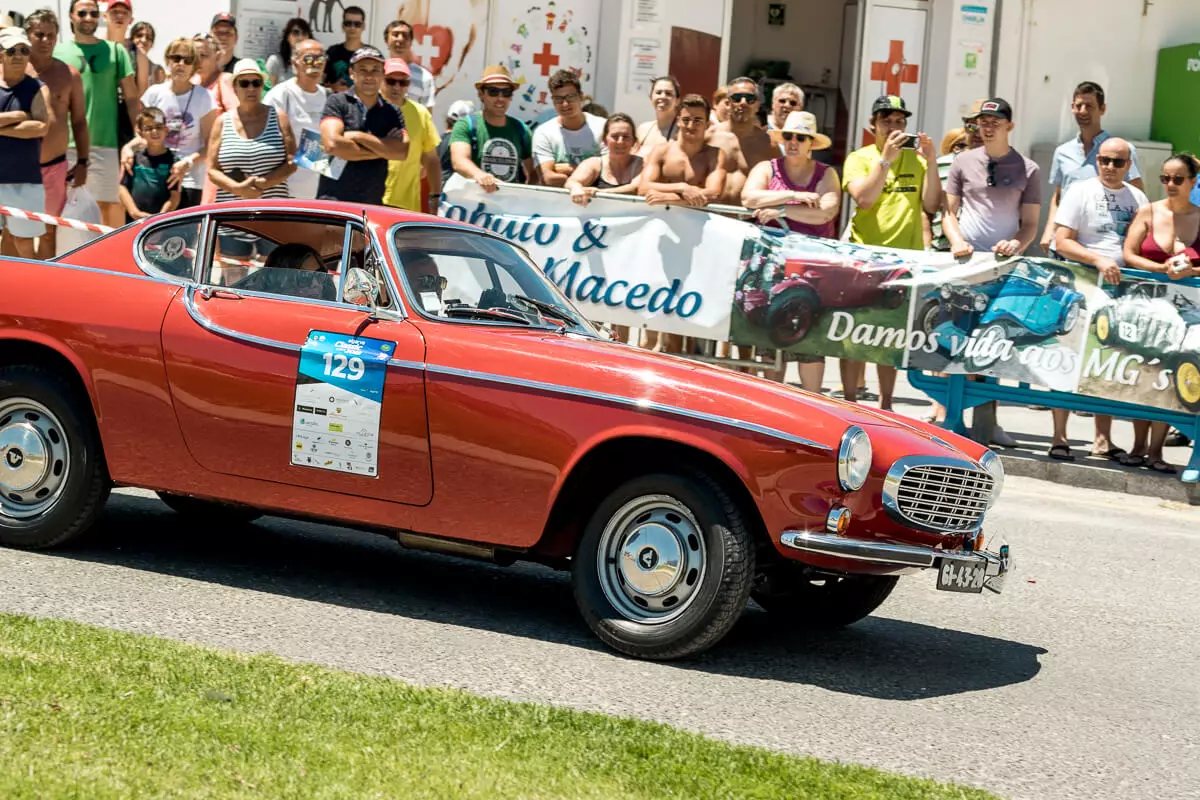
1047 445 1076 461
1093 447 1127 461
1149 460 1178 475
1118 453 1147 467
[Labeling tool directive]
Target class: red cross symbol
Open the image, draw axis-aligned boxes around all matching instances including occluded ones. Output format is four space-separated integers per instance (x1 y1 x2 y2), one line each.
532 42 560 76
870 40 919 96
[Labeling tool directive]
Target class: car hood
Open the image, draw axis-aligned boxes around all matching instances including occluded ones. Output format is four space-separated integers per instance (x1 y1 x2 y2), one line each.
492 331 975 457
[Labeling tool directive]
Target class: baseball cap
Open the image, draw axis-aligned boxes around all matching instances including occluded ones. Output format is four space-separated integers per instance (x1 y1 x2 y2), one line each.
961 99 987 122
384 58 410 77
870 95 911 118
446 99 476 123
109 0 132 9
0 27 30 50
475 64 515 89
211 12 236 30
977 98 1013 121
349 46 385 66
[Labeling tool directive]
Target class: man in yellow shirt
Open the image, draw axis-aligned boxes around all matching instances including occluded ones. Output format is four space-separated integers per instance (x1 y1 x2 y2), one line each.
381 58 442 212
842 95 942 410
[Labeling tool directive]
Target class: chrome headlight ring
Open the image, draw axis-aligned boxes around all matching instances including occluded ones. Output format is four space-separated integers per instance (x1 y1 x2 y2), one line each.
837 426 872 492
980 449 1005 507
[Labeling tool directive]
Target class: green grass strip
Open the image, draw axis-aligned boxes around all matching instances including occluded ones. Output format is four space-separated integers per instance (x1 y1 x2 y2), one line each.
0 614 997 799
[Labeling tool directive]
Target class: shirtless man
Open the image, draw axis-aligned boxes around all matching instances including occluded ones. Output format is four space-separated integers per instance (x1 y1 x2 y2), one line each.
25 8 88 259
639 94 727 208
708 76 774 205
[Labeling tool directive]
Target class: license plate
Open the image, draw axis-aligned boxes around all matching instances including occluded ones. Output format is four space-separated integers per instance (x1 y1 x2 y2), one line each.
936 558 988 593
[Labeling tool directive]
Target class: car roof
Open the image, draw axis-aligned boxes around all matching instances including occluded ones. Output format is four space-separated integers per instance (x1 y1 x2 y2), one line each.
149 199 477 234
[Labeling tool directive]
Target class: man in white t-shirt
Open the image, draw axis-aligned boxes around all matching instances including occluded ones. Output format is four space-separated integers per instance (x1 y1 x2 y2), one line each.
531 68 604 187
264 39 329 199
1053 136 1148 462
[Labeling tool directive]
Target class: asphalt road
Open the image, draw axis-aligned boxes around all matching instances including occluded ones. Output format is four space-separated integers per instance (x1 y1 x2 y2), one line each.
2 477 1198 800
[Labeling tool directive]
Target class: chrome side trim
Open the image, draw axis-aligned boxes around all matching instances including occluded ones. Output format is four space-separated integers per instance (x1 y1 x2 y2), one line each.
183 287 302 353
780 531 936 567
425 363 832 452
12 256 165 284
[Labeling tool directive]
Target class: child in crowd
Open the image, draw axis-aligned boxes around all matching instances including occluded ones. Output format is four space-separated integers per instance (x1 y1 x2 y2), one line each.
117 108 180 223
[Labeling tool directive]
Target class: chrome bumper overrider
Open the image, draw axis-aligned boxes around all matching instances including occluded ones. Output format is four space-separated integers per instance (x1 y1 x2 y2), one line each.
779 531 1010 593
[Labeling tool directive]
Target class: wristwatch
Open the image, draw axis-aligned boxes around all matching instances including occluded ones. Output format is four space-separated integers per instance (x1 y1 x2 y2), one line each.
76 157 89 166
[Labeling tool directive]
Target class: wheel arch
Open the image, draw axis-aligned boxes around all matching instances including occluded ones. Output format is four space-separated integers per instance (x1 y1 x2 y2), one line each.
0 335 98 417
534 433 767 561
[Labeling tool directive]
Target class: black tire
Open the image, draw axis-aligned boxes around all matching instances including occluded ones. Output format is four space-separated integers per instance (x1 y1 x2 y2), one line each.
765 288 818 347
156 492 263 525
917 299 942 337
964 323 1007 371
1170 354 1200 413
753 568 898 628
571 471 754 660
1094 308 1113 345
0 365 110 549
1058 299 1083 336
881 285 907 310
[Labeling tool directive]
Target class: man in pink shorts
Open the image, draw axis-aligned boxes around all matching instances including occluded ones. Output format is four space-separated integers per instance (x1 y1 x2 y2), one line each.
25 8 89 258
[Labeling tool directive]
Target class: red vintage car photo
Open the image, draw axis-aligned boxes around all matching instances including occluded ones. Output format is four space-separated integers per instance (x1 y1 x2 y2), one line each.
0 200 1008 660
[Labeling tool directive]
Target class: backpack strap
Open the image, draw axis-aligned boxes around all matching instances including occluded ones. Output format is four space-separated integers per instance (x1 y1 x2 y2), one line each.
467 113 481 163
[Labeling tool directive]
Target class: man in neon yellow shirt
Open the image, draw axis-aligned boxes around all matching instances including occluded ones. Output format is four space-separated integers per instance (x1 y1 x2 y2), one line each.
381 58 441 212
842 95 941 410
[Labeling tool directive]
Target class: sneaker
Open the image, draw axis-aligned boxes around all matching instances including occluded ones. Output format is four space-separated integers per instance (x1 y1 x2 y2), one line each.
1165 429 1192 447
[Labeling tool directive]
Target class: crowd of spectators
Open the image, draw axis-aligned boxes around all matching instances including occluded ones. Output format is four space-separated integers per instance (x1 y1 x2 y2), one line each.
2 3 1197 468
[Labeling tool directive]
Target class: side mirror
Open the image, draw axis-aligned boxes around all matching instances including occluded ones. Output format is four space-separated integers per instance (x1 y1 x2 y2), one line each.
343 267 380 308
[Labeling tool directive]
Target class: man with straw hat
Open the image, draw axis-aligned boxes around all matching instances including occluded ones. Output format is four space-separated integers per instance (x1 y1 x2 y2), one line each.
448 64 535 191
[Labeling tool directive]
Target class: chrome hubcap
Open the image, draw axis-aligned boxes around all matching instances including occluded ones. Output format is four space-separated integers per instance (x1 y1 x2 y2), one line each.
0 398 70 521
597 495 707 623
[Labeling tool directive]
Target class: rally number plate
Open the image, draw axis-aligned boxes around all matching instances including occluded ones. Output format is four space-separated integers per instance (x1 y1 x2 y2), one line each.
936 558 988 593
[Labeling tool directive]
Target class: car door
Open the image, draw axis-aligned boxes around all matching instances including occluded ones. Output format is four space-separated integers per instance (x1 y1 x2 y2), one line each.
157 211 432 506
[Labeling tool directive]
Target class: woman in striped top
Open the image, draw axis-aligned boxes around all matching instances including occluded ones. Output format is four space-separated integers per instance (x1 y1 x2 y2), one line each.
206 60 296 203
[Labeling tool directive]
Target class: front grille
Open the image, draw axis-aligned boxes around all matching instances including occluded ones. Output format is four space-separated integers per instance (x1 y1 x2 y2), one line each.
891 463 994 532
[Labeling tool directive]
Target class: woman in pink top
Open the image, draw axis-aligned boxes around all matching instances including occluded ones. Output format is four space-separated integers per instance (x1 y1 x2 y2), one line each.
740 111 842 393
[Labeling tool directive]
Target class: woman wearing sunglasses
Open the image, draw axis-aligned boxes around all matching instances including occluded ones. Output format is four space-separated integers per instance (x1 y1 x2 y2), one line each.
265 17 312 87
1119 152 1200 474
207 59 296 204
130 38 217 208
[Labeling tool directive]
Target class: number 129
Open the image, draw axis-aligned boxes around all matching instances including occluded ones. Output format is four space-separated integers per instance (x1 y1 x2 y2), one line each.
323 352 365 380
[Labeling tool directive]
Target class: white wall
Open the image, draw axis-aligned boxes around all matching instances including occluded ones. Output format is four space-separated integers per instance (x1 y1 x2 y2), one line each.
726 0 846 86
994 0 1200 154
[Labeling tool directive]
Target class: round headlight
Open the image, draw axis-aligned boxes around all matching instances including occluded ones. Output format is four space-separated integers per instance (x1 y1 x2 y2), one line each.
980 449 1005 507
837 426 872 492
939 284 953 299
973 293 989 312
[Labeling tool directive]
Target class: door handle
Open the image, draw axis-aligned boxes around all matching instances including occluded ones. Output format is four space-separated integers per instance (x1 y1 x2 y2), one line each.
198 286 243 301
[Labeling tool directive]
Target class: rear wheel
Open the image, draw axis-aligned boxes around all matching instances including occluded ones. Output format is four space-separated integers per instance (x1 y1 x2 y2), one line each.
753 566 898 628
766 289 817 346
1172 354 1200 412
0 365 110 549
156 492 262 525
1094 308 1113 345
572 471 754 660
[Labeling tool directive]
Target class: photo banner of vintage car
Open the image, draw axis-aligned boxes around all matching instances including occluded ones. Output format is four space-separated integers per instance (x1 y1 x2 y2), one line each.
441 176 746 339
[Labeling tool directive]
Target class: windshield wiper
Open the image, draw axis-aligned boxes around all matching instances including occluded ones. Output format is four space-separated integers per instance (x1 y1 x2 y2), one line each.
509 294 585 329
443 305 533 325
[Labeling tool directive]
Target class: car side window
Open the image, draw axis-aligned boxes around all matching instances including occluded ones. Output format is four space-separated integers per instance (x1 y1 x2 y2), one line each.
204 217 345 303
139 220 202 279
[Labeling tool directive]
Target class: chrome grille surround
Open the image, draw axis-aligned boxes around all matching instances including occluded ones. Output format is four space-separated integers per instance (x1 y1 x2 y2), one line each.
882 456 994 533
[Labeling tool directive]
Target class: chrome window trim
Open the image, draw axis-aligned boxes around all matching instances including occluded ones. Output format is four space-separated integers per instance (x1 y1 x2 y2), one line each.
385 220 597 337
881 455 992 534
425 363 832 452
132 216 209 284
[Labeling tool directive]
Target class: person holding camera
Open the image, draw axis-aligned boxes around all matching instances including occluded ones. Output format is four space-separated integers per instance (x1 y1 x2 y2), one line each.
841 95 941 411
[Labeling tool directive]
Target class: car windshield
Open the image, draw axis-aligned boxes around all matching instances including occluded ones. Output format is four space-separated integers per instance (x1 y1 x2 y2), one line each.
392 226 597 335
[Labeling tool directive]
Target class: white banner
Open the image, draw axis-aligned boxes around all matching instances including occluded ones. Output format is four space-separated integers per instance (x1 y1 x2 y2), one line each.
439 176 743 339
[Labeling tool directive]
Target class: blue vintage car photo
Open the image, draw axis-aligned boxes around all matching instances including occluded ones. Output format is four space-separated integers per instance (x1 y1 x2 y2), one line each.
917 261 1086 370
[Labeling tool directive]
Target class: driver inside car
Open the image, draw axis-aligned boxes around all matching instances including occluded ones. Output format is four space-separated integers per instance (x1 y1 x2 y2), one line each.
232 243 336 301
400 252 447 312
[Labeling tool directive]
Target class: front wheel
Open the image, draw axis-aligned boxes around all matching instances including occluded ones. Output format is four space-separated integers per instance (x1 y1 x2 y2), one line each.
766 289 818 347
0 366 110 549
1171 354 1200 413
156 492 263 525
752 568 898 628
572 472 754 660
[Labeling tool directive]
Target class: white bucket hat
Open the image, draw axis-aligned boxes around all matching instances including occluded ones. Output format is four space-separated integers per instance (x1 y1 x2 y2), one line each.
770 111 832 150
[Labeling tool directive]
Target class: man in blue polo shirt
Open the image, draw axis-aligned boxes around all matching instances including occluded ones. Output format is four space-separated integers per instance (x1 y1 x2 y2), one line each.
1040 81 1144 254
317 46 408 205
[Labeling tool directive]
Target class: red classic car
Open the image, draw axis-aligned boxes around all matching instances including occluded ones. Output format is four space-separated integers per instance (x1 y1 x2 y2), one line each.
0 201 1009 660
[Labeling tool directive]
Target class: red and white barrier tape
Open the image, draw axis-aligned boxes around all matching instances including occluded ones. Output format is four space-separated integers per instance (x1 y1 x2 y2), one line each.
0 203 113 234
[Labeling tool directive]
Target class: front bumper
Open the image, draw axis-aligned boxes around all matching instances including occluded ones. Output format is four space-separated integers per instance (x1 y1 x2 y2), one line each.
780 530 1010 593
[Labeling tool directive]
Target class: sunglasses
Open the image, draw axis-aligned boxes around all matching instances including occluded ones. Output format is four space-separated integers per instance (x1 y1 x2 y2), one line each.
236 78 263 89
483 86 514 97
4 45 30 57
76 10 100 18
964 122 980 132
729 92 756 104
299 54 327 65
1098 156 1128 168
415 274 447 291
780 132 812 143
951 141 968 153
386 77 410 87
166 54 195 64
775 97 800 106
1160 175 1189 186
343 19 364 27
551 93 581 105
140 124 166 133
986 159 997 187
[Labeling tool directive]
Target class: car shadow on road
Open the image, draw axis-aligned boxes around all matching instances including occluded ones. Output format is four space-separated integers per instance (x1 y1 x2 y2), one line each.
58 493 1045 701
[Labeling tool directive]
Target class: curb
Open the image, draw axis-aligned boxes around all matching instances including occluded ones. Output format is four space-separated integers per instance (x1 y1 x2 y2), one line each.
998 452 1199 504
